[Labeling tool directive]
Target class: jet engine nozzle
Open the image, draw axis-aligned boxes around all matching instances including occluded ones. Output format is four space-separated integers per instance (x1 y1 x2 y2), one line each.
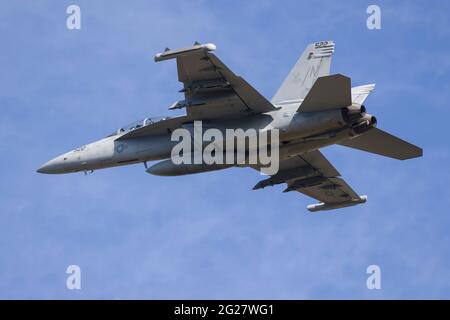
341 104 367 123
352 113 377 134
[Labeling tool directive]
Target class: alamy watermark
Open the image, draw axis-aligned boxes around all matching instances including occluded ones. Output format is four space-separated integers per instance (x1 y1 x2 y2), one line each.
66 265 81 290
171 121 280 175
366 264 381 290
66 5 81 30
366 5 381 30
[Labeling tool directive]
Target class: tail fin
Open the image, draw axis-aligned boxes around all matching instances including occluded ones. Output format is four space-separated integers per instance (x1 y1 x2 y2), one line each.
351 84 376 105
272 41 334 105
338 128 423 160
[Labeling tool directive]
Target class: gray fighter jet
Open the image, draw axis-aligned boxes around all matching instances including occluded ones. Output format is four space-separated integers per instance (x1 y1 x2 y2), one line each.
37 41 422 212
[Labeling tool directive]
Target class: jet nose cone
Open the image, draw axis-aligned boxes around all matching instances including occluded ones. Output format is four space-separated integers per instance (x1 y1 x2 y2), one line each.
36 166 46 174
37 157 66 174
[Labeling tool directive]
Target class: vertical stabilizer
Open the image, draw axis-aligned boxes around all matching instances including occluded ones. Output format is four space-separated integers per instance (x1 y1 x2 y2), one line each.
351 84 376 105
272 41 334 105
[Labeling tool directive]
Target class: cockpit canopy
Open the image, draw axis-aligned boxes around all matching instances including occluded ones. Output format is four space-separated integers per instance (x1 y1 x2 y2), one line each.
108 116 171 136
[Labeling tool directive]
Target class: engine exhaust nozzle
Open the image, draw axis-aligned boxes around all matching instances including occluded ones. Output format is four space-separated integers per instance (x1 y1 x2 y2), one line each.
352 113 377 134
342 104 366 123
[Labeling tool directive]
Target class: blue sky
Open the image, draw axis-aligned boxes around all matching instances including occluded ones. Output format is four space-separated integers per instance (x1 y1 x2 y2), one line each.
0 0 449 299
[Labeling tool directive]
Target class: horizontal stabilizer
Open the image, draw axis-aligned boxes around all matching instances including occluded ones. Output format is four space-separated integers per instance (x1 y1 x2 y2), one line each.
338 128 423 160
297 74 352 112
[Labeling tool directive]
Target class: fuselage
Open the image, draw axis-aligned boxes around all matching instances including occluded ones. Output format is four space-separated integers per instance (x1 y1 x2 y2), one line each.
37 103 374 174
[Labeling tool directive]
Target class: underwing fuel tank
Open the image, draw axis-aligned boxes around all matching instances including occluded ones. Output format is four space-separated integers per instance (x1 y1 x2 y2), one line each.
307 195 368 212
147 159 232 176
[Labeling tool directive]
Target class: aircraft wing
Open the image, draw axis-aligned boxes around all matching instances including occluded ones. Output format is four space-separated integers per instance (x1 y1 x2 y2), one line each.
155 43 278 120
252 150 367 212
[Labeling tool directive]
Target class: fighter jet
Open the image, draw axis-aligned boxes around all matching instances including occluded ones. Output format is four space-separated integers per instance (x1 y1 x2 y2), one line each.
37 41 422 212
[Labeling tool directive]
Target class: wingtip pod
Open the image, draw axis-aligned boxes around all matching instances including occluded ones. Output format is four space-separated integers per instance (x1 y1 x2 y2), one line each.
154 43 216 62
307 195 367 213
